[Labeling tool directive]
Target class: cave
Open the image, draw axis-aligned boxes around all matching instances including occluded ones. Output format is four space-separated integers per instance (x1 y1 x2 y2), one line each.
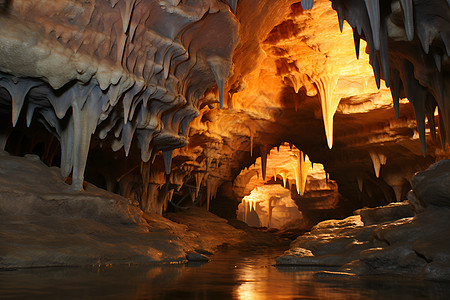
1 0 450 298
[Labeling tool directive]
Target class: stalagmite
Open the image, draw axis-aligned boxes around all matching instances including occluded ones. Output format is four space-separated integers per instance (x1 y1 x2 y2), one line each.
369 151 387 178
163 150 173 175
313 75 341 149
392 185 402 202
301 0 314 10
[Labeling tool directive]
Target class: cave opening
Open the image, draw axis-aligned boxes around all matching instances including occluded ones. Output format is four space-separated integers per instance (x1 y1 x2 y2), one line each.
233 142 344 232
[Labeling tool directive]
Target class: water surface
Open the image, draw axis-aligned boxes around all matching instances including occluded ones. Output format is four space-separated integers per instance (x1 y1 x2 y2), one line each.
1 248 449 299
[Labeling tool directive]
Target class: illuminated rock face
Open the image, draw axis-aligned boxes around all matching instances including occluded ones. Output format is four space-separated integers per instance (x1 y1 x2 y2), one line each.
236 184 302 229
233 143 341 228
0 0 448 216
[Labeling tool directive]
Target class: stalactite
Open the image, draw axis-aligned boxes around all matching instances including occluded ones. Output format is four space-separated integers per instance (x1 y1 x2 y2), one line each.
352 27 361 60
259 145 268 180
398 60 427 156
313 75 341 149
227 0 238 13
195 172 204 197
207 56 231 109
363 0 381 51
248 125 254 157
279 170 288 188
301 0 314 10
399 0 414 41
389 67 402 120
162 150 173 175
294 150 311 195
357 177 363 192
369 150 387 178
336 5 345 33
0 78 41 127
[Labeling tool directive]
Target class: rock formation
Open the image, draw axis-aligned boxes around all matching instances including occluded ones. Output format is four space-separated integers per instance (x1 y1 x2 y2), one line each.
277 160 450 280
1 0 448 215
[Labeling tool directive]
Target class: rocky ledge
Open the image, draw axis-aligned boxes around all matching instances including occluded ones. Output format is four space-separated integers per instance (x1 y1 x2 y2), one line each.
277 159 450 281
0 150 274 269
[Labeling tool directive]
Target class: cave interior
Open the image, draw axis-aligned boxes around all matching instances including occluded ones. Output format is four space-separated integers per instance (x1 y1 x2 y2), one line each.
0 0 450 285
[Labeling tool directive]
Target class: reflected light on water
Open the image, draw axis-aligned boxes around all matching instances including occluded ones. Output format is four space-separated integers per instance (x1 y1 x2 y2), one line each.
234 256 299 300
2 249 450 299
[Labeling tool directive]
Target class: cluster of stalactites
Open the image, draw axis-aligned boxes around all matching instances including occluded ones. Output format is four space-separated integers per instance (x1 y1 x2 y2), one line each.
254 144 312 196
329 0 449 156
0 0 239 191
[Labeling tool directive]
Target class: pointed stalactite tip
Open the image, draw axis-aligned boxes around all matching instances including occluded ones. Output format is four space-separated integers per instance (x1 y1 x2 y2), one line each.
163 150 173 175
301 0 314 10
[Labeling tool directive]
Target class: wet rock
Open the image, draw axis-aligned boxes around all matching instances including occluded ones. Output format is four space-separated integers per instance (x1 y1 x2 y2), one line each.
0 154 248 268
355 202 414 226
411 159 450 208
279 162 450 280
165 207 246 253
277 215 375 266
312 215 363 230
186 252 210 262
314 271 356 278
359 246 427 272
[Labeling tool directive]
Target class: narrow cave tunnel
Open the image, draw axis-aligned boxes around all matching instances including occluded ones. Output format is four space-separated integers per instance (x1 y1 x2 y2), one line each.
1 0 450 298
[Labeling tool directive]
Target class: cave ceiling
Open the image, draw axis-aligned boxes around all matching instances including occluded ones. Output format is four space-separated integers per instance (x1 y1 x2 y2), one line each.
0 0 448 214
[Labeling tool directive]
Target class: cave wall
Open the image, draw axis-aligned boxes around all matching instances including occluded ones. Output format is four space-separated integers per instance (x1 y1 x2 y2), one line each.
0 0 448 215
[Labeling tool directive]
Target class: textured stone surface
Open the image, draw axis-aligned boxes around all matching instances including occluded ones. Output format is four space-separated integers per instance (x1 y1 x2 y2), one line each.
0 152 248 268
279 160 450 280
411 159 450 208
356 201 414 226
277 215 375 266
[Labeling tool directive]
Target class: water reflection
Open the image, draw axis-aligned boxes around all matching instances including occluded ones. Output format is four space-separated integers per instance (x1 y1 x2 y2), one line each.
1 248 450 299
